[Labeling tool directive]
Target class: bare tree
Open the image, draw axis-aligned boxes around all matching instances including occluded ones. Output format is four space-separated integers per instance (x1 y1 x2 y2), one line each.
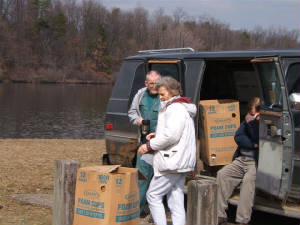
0 0 298 83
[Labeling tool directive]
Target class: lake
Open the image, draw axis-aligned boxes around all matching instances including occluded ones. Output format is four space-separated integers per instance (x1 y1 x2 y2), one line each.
0 83 113 138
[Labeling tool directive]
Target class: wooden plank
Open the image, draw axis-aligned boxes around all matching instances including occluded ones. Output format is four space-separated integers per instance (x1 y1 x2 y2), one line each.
186 180 218 225
148 60 179 64
251 58 274 63
53 160 81 225
260 110 282 118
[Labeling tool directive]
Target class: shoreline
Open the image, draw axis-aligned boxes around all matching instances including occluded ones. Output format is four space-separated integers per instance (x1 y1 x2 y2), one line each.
0 79 114 85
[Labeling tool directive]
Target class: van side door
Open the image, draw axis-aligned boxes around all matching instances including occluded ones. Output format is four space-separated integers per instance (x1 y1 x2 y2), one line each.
105 60 146 166
281 60 300 200
251 57 296 200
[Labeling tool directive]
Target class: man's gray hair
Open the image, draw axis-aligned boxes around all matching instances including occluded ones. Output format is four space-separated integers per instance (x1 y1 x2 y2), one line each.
146 70 161 80
155 76 183 96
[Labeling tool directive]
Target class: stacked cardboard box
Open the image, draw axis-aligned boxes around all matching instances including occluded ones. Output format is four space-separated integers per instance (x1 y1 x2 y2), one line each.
199 99 240 166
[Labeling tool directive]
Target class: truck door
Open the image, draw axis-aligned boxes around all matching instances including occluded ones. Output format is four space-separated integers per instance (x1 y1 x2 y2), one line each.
251 57 294 200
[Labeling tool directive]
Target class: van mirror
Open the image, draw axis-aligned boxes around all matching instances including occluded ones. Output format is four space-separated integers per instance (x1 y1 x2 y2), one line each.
289 93 300 110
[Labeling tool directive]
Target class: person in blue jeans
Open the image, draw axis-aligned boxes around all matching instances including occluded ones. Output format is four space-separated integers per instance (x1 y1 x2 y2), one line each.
128 70 161 216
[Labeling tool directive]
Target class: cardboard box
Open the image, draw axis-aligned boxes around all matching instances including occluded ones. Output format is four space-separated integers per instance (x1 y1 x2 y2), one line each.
73 165 140 225
199 99 240 166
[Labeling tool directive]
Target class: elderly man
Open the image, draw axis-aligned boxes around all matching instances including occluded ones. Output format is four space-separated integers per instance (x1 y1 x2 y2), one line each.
128 70 161 217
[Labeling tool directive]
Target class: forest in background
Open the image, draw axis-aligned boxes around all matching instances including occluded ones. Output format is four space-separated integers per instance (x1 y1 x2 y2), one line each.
0 0 299 83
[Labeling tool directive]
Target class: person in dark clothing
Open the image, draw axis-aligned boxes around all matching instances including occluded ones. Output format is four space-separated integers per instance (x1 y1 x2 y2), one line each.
217 97 260 225
233 112 259 164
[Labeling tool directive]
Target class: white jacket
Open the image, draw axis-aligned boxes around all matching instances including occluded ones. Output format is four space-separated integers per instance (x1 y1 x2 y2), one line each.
148 96 197 176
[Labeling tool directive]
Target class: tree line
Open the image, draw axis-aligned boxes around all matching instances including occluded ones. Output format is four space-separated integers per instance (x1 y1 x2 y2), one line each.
0 0 299 83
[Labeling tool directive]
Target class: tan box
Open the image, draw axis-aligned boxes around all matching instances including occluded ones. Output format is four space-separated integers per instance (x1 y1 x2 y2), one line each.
199 99 240 166
73 165 140 225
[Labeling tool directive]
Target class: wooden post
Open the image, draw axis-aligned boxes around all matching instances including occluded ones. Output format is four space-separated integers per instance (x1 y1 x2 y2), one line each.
53 160 81 225
186 180 218 225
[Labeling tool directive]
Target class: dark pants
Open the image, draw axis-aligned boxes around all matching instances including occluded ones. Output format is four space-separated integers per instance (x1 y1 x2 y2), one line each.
136 154 154 214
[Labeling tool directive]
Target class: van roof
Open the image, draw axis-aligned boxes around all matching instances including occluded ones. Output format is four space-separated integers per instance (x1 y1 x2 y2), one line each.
126 49 300 60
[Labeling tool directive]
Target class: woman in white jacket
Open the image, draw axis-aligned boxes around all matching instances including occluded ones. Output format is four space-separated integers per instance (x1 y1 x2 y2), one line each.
138 76 197 225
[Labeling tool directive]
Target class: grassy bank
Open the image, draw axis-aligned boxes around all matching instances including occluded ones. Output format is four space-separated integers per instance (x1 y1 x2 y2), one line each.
0 139 105 225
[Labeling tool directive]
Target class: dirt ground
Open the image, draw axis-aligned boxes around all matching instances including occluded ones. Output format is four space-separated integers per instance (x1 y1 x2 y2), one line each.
1 139 298 225
0 139 105 225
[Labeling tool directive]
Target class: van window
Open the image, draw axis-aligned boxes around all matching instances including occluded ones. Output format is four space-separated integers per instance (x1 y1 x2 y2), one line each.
111 61 143 99
286 63 300 95
256 62 282 109
148 62 180 81
129 63 146 103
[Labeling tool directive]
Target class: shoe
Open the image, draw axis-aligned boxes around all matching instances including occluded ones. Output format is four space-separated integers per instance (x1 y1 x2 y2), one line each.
218 217 227 225
0 205 3 210
146 214 154 224
140 211 148 218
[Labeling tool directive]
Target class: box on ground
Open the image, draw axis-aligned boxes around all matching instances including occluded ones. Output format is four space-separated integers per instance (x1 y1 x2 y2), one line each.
73 165 140 225
199 99 240 166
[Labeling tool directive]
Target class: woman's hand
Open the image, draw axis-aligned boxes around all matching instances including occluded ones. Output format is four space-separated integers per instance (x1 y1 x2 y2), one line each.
245 113 256 123
137 117 143 126
146 132 155 141
137 144 148 155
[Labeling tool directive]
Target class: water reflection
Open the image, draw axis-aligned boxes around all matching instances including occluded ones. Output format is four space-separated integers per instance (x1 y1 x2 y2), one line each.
0 83 112 138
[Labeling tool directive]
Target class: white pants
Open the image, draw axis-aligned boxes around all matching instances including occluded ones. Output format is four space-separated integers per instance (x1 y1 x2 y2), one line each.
146 173 186 225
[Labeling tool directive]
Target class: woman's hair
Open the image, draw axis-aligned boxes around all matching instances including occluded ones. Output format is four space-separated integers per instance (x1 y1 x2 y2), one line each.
248 97 260 113
155 76 183 96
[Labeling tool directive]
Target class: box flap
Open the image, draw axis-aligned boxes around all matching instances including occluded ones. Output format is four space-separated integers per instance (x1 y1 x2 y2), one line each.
101 165 121 173
117 167 147 180
199 99 238 105
81 165 121 173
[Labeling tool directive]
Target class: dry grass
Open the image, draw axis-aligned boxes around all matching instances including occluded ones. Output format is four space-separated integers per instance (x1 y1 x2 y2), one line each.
0 139 105 225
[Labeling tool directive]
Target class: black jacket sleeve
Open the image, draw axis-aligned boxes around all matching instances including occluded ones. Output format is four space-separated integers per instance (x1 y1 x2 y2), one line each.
234 121 256 149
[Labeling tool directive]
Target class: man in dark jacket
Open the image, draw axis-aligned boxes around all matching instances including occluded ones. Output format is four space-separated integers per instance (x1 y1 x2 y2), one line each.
217 97 260 225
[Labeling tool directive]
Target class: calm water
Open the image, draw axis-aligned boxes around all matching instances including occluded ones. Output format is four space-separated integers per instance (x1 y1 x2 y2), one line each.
0 83 112 138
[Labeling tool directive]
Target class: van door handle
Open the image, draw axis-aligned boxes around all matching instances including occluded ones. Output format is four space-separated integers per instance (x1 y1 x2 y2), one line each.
269 125 282 137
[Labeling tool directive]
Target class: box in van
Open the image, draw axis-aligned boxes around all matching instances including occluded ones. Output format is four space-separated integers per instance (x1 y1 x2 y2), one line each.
199 99 240 166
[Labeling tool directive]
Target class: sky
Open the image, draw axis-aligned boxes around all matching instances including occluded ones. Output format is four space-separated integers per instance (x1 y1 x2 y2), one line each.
100 0 300 31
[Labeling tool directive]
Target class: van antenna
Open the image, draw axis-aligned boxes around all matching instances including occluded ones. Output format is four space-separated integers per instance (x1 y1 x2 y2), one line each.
138 47 195 54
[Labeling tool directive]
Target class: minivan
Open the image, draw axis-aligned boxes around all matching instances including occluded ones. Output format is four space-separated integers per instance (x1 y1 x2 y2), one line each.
104 48 300 218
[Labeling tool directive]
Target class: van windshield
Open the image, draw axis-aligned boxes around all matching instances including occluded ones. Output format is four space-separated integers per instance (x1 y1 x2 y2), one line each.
256 62 282 109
